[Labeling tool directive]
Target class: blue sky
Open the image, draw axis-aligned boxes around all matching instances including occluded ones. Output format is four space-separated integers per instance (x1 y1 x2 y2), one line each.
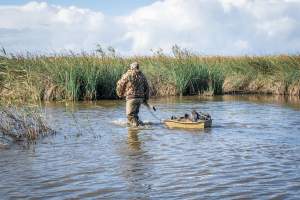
0 0 157 15
0 0 300 55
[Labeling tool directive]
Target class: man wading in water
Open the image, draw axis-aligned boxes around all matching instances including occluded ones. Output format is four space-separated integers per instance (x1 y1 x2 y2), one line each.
116 62 150 127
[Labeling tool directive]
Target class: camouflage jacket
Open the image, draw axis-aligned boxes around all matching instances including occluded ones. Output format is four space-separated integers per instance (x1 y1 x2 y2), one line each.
116 69 149 100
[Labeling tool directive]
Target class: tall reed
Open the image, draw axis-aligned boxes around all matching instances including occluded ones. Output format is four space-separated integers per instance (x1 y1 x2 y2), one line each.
0 50 299 102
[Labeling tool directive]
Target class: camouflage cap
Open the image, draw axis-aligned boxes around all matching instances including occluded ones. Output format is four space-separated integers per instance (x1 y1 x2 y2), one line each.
130 62 139 70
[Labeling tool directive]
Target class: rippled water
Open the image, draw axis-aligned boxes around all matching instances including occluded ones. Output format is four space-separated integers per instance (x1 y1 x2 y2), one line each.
1 95 300 199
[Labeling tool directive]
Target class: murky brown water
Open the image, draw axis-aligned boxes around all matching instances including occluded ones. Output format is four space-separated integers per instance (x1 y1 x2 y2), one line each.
1 95 300 199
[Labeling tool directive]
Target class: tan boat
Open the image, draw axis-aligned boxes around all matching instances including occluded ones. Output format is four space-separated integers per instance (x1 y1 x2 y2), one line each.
164 119 212 129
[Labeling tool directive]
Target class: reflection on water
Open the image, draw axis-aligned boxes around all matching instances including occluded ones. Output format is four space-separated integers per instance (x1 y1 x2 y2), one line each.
1 95 300 199
121 128 153 200
127 128 141 151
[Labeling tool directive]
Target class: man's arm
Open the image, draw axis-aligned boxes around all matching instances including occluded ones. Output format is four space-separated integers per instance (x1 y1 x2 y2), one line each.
116 73 128 98
142 73 150 100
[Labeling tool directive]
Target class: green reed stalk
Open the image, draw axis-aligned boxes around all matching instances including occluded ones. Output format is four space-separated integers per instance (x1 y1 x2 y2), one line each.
1 51 299 102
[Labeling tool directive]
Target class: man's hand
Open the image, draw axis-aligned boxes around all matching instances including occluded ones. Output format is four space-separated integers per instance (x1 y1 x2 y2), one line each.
144 100 156 111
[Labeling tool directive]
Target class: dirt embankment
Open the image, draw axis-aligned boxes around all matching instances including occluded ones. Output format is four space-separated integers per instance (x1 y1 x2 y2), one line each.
223 77 300 96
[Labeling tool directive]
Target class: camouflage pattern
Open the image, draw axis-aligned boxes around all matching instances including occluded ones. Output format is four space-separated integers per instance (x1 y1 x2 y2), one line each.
116 67 149 127
116 69 149 100
126 98 144 126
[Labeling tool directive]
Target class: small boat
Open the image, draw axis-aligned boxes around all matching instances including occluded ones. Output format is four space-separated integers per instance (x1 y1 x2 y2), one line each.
164 119 212 129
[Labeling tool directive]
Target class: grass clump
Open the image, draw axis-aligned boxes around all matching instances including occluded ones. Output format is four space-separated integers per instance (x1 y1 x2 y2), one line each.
0 105 54 142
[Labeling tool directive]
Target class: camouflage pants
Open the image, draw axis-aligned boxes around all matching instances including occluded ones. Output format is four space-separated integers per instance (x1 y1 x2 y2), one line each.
126 98 144 126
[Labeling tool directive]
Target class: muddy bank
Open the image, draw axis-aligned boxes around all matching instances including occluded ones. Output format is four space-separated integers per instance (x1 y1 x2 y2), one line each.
223 77 300 96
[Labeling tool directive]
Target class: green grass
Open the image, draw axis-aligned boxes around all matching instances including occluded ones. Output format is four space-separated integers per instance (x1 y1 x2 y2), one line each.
0 51 300 102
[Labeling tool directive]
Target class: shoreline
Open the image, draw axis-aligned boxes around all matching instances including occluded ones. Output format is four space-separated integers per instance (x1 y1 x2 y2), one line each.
40 94 300 110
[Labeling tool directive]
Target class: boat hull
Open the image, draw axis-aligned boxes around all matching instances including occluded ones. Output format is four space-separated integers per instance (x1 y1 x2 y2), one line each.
164 119 212 129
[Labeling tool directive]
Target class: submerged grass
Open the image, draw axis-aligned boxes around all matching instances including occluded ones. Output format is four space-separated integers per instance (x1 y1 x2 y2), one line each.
0 104 54 143
0 50 299 102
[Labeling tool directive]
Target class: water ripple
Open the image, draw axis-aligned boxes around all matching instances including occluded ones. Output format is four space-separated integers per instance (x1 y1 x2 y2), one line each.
1 96 300 199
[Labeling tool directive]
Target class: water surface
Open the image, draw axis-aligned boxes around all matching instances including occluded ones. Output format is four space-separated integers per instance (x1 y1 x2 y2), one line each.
1 95 300 199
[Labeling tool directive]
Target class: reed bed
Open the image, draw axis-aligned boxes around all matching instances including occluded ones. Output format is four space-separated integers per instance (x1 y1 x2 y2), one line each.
0 50 300 102
0 105 54 142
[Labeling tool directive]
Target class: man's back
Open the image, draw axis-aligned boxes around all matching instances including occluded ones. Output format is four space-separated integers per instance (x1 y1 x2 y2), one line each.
116 62 150 127
116 69 149 100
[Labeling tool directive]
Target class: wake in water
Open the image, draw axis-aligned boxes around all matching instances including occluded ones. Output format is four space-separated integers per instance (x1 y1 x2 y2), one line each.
111 118 162 128
111 118 128 127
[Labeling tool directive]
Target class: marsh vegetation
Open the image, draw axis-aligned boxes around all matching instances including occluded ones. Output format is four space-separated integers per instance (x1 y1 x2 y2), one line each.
0 103 54 145
0 47 300 102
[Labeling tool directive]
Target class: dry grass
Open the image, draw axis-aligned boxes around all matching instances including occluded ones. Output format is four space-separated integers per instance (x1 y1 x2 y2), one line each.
0 48 300 102
0 105 54 142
